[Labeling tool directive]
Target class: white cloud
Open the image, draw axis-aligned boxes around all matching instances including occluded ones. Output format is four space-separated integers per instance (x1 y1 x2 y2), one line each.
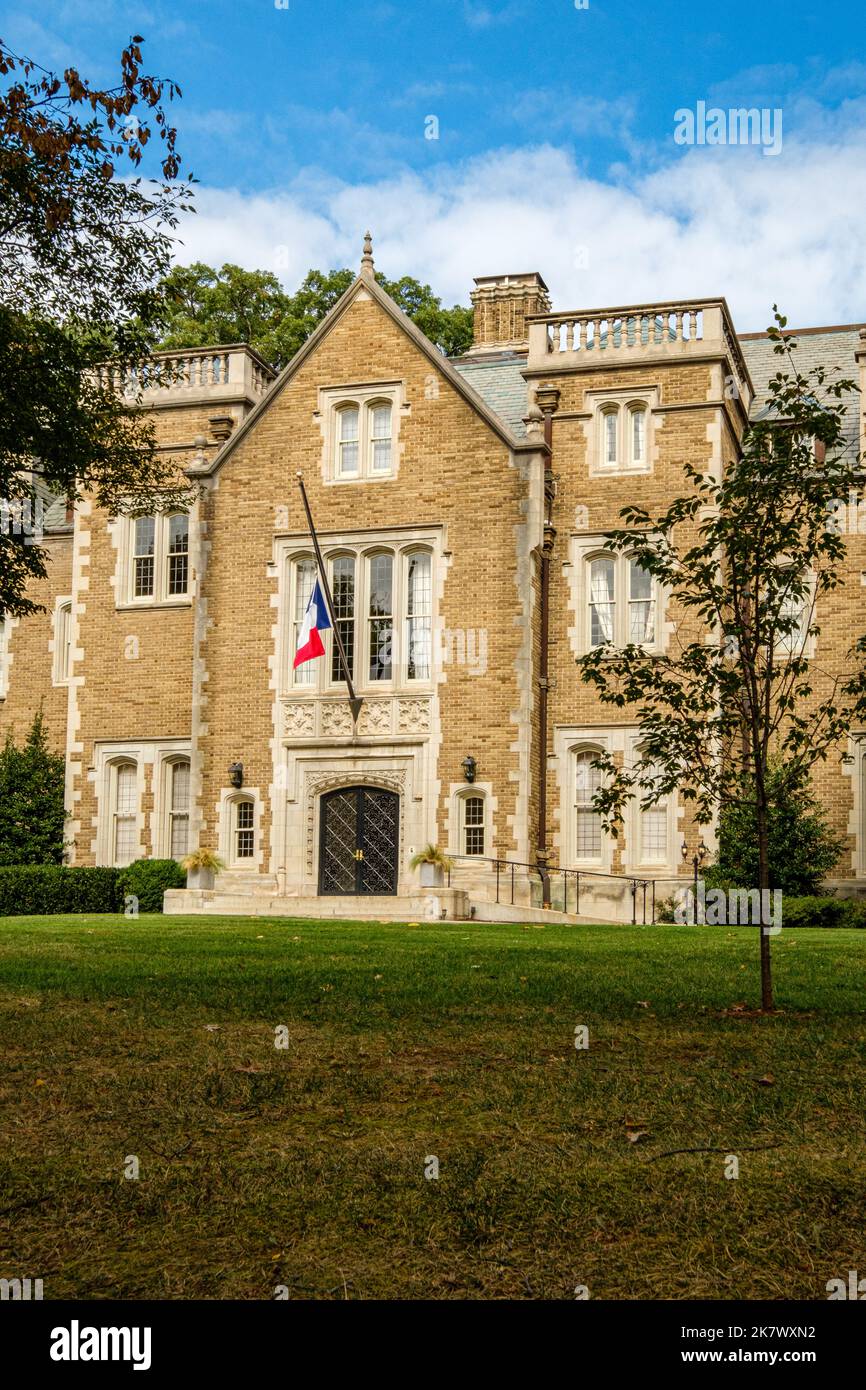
170 125 866 332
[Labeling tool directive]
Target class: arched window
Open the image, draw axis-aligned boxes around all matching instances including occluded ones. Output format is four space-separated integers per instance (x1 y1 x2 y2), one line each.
330 554 357 683
628 557 655 645
589 556 616 646
574 750 603 863
129 512 189 603
591 395 653 475
369 402 393 474
777 570 812 655
168 759 191 859
461 794 486 856
405 550 431 680
166 514 189 596
368 552 394 682
232 798 255 862
113 762 138 866
292 556 317 688
602 408 619 467
133 516 156 598
336 406 360 477
629 405 647 466
286 541 436 693
587 554 656 649
53 598 73 685
639 759 668 864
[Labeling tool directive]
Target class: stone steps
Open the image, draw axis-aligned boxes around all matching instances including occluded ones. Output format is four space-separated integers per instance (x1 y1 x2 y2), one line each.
164 887 470 921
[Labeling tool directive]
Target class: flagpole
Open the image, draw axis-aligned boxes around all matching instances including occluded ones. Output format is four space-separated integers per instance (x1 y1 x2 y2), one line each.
296 471 363 724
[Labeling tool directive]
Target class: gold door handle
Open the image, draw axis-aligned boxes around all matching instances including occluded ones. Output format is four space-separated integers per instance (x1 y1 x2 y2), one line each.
354 848 364 861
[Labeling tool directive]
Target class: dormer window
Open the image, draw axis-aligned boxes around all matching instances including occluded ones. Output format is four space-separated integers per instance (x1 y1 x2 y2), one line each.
319 385 402 483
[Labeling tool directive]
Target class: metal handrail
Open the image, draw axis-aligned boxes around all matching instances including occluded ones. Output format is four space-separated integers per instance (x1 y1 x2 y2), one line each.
446 854 690 924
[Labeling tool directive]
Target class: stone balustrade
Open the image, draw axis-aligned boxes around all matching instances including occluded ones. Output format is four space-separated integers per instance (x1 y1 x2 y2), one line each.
95 344 275 405
527 298 751 405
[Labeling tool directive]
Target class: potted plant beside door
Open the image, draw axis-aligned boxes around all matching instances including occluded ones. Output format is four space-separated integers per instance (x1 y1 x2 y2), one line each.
182 848 226 891
410 844 454 889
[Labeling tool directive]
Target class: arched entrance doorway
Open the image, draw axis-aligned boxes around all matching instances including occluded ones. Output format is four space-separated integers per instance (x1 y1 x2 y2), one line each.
318 786 400 895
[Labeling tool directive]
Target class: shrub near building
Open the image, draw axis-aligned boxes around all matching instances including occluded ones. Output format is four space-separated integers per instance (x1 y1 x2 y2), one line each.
0 713 66 866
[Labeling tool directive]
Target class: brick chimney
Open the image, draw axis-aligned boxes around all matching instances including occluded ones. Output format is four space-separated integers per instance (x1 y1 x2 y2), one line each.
467 272 551 355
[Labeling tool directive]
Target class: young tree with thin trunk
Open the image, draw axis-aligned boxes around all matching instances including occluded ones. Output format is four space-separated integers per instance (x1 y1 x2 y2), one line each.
578 312 866 1010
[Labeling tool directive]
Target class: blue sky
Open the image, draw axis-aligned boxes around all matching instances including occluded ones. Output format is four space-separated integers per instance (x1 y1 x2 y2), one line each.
4 0 866 328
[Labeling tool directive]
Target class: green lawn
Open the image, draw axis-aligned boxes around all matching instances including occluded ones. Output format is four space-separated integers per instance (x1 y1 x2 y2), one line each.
0 913 864 1300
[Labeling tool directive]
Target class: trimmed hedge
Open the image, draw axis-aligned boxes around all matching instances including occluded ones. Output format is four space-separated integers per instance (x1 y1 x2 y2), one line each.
117 858 186 913
0 858 188 916
781 896 866 929
657 891 866 928
0 865 122 916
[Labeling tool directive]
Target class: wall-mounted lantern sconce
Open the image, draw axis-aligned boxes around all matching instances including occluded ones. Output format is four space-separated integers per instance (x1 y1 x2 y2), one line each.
229 761 244 789
462 755 477 784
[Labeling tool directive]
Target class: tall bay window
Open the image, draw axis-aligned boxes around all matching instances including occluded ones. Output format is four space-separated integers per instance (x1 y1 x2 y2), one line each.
287 542 433 692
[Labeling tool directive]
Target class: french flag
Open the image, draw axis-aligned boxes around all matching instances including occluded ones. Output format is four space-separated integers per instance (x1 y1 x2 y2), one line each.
293 577 332 668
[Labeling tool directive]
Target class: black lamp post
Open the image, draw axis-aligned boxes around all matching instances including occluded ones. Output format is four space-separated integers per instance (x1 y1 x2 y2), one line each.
681 837 708 924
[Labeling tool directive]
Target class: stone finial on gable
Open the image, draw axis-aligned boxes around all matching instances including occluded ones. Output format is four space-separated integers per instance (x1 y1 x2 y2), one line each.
360 230 375 280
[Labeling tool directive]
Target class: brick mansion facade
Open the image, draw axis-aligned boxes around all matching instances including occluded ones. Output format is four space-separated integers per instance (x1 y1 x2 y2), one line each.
3 240 866 919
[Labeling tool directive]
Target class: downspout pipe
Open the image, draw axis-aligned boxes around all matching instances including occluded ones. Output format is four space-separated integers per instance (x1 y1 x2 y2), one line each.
533 383 561 907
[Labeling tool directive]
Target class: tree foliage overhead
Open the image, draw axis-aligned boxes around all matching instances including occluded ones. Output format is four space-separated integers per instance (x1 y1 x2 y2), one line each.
0 35 193 619
0 712 66 865
157 262 474 368
577 310 866 1008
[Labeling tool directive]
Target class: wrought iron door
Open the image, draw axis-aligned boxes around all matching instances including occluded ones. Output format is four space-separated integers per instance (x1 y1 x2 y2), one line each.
318 786 399 895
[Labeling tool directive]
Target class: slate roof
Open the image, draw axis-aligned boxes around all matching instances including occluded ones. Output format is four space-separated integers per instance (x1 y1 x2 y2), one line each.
452 353 529 438
31 475 72 535
739 326 864 461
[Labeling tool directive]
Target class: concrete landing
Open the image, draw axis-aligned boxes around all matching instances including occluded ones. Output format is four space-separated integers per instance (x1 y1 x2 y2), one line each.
162 887 607 925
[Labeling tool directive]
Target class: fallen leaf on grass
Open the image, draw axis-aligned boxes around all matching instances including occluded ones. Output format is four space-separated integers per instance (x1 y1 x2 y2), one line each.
625 1129 650 1144
756 1074 775 1086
